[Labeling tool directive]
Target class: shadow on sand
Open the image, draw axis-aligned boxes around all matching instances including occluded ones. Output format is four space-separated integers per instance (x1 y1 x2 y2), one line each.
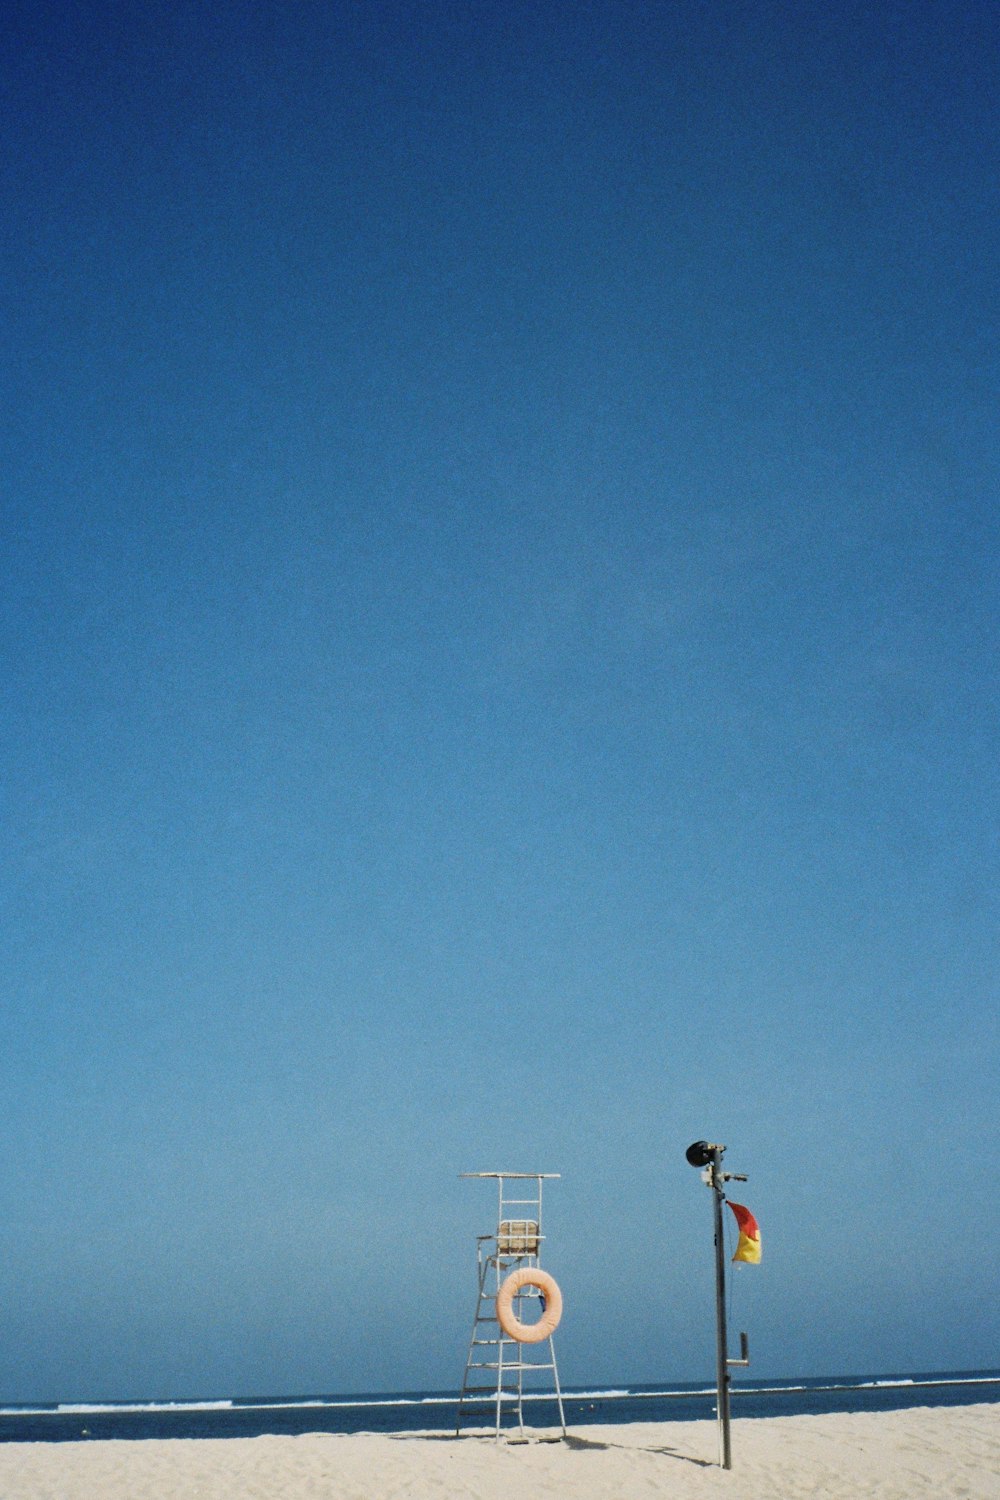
562 1434 714 1467
388 1431 714 1467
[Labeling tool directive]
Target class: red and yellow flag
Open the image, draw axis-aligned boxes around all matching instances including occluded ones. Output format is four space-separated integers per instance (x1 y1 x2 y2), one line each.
727 1201 761 1264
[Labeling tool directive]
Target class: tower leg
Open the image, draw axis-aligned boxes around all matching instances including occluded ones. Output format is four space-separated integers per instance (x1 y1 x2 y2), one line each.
548 1335 567 1437
455 1251 492 1436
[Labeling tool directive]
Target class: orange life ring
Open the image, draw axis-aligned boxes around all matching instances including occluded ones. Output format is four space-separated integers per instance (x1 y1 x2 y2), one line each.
496 1267 563 1344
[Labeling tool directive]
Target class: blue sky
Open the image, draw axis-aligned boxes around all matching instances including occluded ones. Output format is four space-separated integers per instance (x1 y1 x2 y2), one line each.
2 1 997 1401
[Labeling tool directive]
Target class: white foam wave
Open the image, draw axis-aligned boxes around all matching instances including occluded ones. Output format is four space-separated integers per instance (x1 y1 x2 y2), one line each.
58 1401 236 1414
622 1386 716 1399
0 1401 240 1417
554 1389 631 1401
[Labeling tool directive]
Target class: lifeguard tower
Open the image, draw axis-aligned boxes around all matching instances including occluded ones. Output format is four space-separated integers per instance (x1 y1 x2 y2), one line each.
455 1172 567 1441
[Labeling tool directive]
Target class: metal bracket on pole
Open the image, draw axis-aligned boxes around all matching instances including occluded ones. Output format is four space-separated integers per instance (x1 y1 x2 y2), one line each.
728 1331 750 1368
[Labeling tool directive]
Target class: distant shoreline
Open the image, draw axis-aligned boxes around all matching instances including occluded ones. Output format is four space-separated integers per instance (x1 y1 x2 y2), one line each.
3 1369 998 1444
7 1368 1000 1415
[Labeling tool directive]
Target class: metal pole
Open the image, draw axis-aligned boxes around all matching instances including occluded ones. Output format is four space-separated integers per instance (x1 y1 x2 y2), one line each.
710 1146 732 1470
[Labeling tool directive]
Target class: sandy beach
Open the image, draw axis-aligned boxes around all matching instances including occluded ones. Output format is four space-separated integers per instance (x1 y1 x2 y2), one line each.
0 1402 996 1500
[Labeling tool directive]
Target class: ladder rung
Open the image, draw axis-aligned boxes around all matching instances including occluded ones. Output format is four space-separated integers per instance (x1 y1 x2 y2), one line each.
458 1387 519 1397
471 1362 557 1373
466 1362 547 1371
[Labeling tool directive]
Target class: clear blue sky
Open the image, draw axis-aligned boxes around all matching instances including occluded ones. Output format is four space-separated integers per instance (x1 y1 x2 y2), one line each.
2 1 997 1402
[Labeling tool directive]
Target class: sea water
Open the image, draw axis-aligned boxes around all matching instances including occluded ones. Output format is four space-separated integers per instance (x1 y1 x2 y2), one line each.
2 1370 998 1442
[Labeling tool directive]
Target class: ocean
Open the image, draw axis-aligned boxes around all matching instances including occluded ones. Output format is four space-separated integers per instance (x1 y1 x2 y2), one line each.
2 1370 998 1443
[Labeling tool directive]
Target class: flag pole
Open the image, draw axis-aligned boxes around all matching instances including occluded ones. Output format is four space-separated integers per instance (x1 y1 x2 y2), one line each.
686 1140 750 1470
710 1144 738 1468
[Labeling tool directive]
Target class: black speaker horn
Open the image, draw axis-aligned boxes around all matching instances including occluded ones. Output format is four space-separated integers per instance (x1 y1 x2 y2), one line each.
685 1140 720 1168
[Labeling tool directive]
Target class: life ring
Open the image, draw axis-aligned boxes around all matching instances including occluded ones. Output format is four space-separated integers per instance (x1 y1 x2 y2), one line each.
496 1267 563 1344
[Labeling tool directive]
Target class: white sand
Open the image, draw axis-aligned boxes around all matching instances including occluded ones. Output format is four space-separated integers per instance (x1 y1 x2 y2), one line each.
0 1403 996 1499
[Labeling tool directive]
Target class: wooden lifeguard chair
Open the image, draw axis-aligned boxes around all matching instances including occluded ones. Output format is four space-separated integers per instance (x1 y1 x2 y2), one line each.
455 1172 567 1441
